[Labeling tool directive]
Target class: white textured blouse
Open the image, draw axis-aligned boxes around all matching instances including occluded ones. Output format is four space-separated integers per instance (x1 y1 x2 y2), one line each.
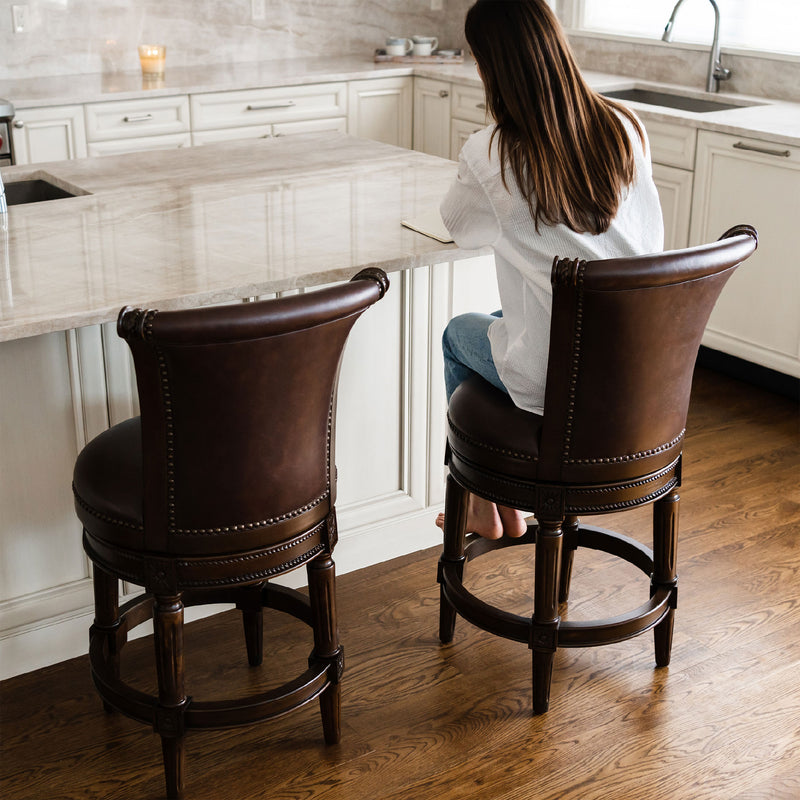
440 115 664 415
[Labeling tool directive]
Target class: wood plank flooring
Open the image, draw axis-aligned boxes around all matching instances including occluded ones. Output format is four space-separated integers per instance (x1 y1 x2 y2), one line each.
1 367 798 800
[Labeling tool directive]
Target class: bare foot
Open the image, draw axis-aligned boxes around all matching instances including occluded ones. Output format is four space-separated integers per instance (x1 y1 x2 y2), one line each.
498 504 527 537
435 495 524 540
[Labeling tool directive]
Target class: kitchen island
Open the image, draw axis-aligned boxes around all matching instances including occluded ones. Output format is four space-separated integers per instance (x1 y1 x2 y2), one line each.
0 133 498 677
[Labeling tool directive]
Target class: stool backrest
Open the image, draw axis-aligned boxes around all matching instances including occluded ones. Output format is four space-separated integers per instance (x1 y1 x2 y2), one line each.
539 226 757 484
117 269 388 555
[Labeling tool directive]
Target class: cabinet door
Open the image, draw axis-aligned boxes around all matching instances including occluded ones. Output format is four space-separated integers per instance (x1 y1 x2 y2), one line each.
450 117 483 160
690 130 800 377
412 77 451 158
11 105 87 165
652 162 692 250
347 77 412 149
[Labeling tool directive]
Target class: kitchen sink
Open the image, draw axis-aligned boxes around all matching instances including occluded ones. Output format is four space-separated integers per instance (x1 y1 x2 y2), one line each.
4 178 86 206
602 88 760 113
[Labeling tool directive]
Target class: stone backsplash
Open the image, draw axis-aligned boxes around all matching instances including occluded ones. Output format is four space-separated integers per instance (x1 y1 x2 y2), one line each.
2 0 796 104
0 0 472 81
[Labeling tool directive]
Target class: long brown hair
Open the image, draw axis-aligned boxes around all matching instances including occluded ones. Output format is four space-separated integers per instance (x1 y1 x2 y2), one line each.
465 0 645 235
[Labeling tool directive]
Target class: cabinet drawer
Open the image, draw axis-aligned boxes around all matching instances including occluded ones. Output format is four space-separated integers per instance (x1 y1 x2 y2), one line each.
451 83 488 125
87 132 192 157
643 119 696 170
85 96 190 142
190 82 347 131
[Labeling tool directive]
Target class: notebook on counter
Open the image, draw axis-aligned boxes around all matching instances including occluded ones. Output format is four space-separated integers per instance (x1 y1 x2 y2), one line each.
401 208 454 243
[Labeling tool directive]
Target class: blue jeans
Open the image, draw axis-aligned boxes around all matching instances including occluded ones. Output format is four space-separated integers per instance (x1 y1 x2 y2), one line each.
442 311 509 402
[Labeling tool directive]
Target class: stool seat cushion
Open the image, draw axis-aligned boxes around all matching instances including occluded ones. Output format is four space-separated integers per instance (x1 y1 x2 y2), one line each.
73 417 144 550
448 375 543 481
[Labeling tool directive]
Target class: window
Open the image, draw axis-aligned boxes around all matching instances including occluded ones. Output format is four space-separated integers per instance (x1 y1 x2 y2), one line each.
572 0 800 57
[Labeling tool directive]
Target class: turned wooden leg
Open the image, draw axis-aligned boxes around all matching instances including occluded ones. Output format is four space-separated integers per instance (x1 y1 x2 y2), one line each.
237 583 265 667
91 563 121 714
153 595 187 800
531 517 563 715
307 553 342 745
558 516 579 604
653 489 680 668
437 474 470 644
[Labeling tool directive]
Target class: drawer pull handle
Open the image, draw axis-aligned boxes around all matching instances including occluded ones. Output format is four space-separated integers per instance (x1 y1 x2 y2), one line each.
439 90 450 98
13 120 24 129
476 102 487 110
733 141 790 158
123 113 155 123
246 101 296 111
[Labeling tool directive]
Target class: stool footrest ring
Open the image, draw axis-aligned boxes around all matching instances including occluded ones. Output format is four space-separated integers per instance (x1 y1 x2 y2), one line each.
440 523 674 648
89 586 333 731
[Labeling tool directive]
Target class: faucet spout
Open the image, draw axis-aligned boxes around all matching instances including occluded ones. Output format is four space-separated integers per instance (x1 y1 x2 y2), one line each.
662 0 731 92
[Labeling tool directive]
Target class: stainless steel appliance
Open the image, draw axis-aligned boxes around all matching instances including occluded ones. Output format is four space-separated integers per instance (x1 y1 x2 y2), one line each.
0 99 16 167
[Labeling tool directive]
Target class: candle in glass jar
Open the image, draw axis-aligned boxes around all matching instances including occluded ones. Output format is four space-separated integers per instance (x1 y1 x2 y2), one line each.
138 44 166 77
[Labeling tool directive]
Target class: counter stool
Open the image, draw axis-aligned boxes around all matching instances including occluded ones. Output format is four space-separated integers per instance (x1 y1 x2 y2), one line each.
437 226 757 714
72 268 389 798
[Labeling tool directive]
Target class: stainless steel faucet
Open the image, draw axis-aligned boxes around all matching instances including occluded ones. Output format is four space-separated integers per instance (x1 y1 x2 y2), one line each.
662 0 731 93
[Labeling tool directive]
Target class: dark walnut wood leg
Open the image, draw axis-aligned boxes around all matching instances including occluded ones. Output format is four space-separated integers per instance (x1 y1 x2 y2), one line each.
531 517 563 714
653 490 680 668
558 516 579 604
153 595 187 800
437 474 470 644
308 553 342 745
91 563 121 714
237 583 265 667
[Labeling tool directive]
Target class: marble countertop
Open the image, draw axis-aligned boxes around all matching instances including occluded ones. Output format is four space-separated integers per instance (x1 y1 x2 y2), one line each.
3 56 800 146
0 133 474 342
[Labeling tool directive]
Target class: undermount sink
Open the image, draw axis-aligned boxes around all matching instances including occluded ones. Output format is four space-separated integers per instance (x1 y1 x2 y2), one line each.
4 176 89 206
602 88 760 114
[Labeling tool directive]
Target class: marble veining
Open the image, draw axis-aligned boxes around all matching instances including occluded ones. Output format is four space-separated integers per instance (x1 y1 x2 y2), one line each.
0 0 472 81
0 134 477 342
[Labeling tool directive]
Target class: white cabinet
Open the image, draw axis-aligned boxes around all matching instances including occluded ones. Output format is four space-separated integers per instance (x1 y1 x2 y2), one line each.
10 105 87 165
690 130 800 377
192 117 348 145
190 82 348 145
347 77 412 149
449 83 487 159
413 77 452 159
450 118 484 161
84 95 191 156
643 119 696 250
87 133 191 156
652 162 693 252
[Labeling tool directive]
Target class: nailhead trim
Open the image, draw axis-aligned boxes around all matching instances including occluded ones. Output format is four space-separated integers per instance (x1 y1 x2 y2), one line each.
180 523 323 567
566 432 684 465
174 493 330 535
563 260 586 463
73 487 144 531
570 460 679 495
447 416 539 461
571 477 679 513
181 543 326 587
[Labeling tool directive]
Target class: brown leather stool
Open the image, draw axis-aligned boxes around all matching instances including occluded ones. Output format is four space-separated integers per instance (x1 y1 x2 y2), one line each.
437 227 757 714
72 268 388 798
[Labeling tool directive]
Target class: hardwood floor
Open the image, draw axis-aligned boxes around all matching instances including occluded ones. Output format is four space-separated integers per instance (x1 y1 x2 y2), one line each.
1 367 798 800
